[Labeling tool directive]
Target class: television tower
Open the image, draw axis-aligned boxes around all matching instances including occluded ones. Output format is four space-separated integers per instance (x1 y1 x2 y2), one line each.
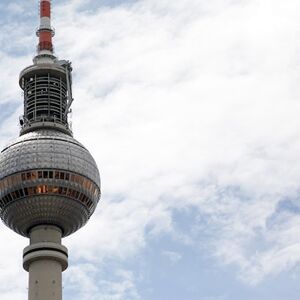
0 1 101 299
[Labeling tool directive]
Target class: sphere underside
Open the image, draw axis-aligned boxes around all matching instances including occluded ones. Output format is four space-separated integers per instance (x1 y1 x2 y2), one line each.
0 129 101 237
2 196 89 237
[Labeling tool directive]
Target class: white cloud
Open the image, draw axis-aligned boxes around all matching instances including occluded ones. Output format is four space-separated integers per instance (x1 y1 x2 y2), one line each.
0 224 27 299
65 265 140 300
162 250 182 264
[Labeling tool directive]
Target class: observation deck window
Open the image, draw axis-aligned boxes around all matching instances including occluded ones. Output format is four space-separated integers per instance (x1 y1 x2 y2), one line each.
0 169 100 209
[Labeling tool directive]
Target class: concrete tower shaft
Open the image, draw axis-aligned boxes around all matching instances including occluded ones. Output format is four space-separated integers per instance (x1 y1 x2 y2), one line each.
23 226 68 300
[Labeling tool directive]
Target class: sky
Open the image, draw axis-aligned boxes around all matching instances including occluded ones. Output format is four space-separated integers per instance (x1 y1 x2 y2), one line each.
0 0 300 299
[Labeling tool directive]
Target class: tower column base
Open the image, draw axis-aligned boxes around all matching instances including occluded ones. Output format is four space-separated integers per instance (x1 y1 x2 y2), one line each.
23 225 68 300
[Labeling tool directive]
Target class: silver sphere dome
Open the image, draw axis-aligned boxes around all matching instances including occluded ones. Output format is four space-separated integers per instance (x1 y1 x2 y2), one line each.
0 129 101 237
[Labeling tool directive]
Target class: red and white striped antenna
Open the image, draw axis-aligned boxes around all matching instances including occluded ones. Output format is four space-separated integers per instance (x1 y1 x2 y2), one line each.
36 0 55 54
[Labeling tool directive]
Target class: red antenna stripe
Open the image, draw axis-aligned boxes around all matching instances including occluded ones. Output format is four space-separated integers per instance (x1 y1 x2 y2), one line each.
39 31 52 43
40 1 51 18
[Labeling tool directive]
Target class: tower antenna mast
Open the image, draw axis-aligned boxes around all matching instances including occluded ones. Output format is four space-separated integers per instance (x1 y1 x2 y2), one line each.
37 0 55 54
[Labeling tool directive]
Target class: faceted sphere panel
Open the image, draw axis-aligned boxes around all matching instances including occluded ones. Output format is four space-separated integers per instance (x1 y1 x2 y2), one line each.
0 130 101 237
2 196 90 237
